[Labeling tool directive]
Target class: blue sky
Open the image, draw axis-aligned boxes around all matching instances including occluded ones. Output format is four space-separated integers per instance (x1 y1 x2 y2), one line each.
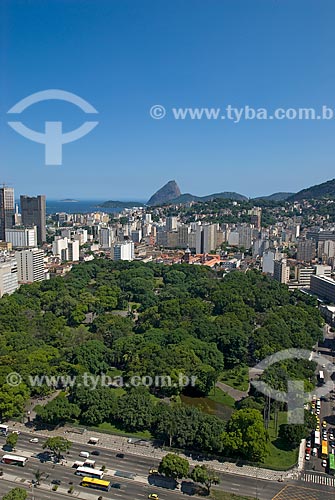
1 0 335 200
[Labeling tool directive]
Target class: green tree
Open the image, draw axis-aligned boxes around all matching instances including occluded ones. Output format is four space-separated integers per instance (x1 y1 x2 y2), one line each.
116 387 154 431
35 395 80 425
190 465 220 494
222 409 269 462
43 436 72 461
33 469 45 485
6 432 18 450
278 423 309 448
158 453 189 479
2 488 27 500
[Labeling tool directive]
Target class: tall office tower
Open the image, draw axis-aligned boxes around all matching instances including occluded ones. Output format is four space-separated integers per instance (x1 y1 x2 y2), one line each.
20 195 46 245
15 248 45 283
0 186 15 241
297 239 315 262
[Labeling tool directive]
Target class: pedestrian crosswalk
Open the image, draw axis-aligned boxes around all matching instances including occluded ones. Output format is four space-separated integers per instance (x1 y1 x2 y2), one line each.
301 472 335 487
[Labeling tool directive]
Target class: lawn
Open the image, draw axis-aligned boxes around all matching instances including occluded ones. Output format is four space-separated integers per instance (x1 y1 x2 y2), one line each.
208 386 235 408
211 490 257 500
262 411 299 470
220 365 249 392
95 422 153 439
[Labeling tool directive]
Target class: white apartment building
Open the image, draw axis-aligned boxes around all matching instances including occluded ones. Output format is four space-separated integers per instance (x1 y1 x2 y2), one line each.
0 258 19 297
113 241 134 261
5 227 37 248
52 237 79 262
15 248 45 284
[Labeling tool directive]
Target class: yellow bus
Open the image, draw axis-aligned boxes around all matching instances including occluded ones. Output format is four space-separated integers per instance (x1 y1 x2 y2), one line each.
321 440 328 459
80 477 111 491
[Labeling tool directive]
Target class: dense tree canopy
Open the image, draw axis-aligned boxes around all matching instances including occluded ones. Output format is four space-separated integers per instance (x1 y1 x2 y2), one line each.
0 259 323 461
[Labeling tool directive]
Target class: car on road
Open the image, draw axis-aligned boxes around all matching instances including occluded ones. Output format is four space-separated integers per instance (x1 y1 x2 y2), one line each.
322 459 327 468
51 480 61 485
330 441 335 448
91 450 100 456
149 469 159 475
29 438 39 443
12 430 20 435
116 453 125 458
305 453 310 461
322 420 327 428
329 433 334 440
316 424 320 431
111 483 121 489
148 495 159 500
312 447 318 456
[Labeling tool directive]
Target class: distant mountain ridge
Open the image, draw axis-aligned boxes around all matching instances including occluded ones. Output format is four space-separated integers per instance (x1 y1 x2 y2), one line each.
253 192 294 202
147 180 181 206
101 178 335 209
147 180 248 205
287 178 335 201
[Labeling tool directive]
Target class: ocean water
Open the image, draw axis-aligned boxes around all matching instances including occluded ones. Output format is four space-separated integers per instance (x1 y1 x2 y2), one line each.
46 200 112 215
17 200 145 215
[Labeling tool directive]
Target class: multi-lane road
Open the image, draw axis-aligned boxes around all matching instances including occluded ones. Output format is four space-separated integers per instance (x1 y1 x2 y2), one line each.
0 432 286 500
1 431 335 500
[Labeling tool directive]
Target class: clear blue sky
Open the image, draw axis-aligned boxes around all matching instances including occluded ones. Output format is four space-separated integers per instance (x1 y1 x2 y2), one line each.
1 0 335 200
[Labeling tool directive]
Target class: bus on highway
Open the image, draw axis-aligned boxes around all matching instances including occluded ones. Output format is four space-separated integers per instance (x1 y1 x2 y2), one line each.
1 454 28 466
318 370 325 384
329 454 335 476
0 425 9 436
81 477 111 491
321 440 328 459
314 430 321 447
75 466 104 479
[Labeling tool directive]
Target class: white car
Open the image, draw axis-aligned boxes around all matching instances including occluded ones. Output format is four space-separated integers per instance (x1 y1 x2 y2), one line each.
329 433 334 440
29 438 39 443
12 430 20 435
305 453 310 461
322 459 327 468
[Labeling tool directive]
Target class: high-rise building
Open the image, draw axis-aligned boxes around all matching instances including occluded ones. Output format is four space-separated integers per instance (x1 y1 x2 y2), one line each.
5 227 37 248
273 259 290 284
15 248 45 283
0 186 15 241
166 216 178 231
0 258 18 297
297 240 315 262
99 227 114 248
20 195 46 245
113 241 134 261
310 275 335 303
68 240 80 262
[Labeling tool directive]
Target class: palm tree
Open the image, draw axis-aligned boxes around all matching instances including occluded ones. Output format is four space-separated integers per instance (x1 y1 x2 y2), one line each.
34 469 44 486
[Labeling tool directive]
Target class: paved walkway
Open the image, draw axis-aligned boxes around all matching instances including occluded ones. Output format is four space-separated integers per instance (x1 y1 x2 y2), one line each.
8 421 300 483
216 381 248 401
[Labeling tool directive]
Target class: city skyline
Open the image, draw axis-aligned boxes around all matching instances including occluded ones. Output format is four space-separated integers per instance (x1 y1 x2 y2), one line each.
2 0 335 199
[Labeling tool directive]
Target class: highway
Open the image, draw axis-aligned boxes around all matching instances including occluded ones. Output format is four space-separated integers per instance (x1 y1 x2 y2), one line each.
0 432 286 500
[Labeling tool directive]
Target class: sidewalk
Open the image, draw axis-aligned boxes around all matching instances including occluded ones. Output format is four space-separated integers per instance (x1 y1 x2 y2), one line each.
0 471 99 499
8 421 300 482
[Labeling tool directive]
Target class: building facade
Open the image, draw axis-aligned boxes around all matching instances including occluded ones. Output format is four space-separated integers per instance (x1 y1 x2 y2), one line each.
0 187 15 241
20 195 46 245
15 248 45 284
